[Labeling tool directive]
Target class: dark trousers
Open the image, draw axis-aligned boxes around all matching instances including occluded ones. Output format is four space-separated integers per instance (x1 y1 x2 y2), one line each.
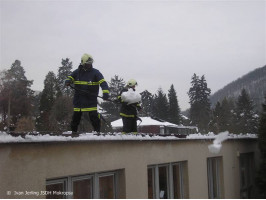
71 111 100 132
122 117 137 133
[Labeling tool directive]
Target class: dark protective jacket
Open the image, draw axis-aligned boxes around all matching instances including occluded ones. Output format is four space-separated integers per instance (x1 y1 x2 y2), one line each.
66 66 109 111
118 87 141 118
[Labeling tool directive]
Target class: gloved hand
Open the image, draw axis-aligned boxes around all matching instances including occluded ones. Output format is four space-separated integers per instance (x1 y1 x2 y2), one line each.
103 93 109 100
65 79 71 87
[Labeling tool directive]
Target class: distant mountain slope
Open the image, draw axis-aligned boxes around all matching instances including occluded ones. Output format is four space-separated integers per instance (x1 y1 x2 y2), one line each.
210 65 266 111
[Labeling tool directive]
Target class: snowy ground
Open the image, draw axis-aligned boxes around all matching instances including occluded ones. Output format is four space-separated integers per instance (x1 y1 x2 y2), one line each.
0 131 257 144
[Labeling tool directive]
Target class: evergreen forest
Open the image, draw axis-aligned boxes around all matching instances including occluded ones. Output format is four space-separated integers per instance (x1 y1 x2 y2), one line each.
210 65 266 112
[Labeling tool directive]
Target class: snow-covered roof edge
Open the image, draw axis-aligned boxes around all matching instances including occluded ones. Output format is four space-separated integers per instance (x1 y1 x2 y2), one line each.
0 131 257 144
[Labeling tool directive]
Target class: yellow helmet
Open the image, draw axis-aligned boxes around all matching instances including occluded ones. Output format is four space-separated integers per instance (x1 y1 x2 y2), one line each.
127 79 138 87
81 53 93 65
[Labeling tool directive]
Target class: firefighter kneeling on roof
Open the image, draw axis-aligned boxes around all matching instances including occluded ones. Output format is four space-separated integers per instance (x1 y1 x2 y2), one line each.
118 79 142 134
65 53 109 133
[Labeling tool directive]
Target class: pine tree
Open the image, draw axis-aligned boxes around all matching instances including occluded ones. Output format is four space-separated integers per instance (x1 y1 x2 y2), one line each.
188 74 201 127
188 74 211 133
199 75 211 131
0 70 9 126
168 84 180 124
209 97 236 134
152 88 169 121
56 58 73 97
220 97 235 132
256 96 266 198
235 89 259 134
140 90 153 117
100 75 125 121
0 60 34 127
36 71 57 131
209 101 222 133
43 58 73 132
49 95 73 132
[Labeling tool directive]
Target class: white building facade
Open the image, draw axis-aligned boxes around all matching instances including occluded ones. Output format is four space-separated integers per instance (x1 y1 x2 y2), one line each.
0 132 259 199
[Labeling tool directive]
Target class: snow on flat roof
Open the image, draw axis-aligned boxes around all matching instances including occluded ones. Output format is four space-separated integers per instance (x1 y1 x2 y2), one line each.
111 117 173 127
111 117 196 128
0 131 257 144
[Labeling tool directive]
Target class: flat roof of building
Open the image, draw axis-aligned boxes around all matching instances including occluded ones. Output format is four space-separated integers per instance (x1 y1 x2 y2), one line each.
0 131 257 144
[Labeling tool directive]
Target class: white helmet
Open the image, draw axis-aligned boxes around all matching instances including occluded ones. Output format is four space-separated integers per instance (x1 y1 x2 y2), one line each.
81 53 93 65
127 79 138 87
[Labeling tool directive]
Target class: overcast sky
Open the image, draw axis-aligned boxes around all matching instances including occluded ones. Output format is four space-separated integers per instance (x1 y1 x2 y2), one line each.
1 0 265 111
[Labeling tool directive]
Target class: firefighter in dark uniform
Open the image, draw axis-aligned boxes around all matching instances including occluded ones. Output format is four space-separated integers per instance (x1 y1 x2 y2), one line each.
118 79 142 134
65 53 109 133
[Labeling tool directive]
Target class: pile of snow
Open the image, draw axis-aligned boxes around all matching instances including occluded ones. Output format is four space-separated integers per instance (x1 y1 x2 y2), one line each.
112 117 178 128
208 131 229 154
121 88 141 104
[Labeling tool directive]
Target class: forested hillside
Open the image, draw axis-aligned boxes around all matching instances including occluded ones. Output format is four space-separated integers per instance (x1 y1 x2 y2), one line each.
210 65 266 111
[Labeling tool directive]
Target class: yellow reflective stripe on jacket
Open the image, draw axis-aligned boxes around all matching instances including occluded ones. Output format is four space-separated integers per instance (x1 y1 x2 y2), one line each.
98 79 106 84
74 81 100 85
73 79 106 86
67 76 74 82
120 113 135 118
102 90 109 94
74 81 89 85
74 107 97 112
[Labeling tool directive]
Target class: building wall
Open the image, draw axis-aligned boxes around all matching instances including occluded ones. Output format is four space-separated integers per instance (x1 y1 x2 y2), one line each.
0 139 259 199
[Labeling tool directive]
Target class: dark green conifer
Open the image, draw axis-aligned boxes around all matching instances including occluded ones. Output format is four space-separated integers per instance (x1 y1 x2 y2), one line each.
235 89 258 134
168 84 181 124
152 88 169 121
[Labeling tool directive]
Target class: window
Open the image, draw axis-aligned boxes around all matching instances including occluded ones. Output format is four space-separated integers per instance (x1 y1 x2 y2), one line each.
72 175 93 199
158 165 169 198
46 178 67 199
98 174 115 199
239 152 254 198
148 161 188 199
46 170 123 199
148 167 155 199
207 157 224 199
173 163 184 198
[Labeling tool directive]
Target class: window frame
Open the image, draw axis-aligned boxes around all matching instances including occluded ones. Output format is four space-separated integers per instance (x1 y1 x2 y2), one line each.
71 174 94 199
172 162 186 199
239 152 255 198
158 164 170 199
46 178 68 199
148 167 156 199
46 170 119 199
207 157 224 199
148 161 188 199
96 172 117 199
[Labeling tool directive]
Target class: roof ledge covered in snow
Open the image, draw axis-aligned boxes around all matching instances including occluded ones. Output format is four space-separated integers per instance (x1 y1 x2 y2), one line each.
0 131 257 144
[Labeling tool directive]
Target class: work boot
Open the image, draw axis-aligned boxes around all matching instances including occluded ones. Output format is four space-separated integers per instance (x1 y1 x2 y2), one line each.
71 125 79 137
71 131 79 137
